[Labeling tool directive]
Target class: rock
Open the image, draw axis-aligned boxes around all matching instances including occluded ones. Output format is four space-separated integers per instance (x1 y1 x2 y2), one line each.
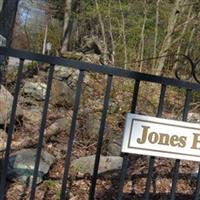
22 109 41 125
107 135 122 156
22 81 47 100
61 51 84 60
0 129 7 151
54 65 90 88
71 155 122 175
62 51 101 65
54 65 75 79
84 112 101 139
81 53 101 65
54 66 80 87
54 65 70 79
50 79 74 107
54 117 72 131
80 36 104 55
188 112 200 123
8 149 55 185
0 85 22 125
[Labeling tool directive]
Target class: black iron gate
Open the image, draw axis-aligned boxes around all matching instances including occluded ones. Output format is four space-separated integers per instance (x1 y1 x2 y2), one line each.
0 47 200 200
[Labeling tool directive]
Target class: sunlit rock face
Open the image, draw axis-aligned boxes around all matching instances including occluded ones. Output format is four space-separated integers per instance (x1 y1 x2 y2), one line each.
0 85 22 125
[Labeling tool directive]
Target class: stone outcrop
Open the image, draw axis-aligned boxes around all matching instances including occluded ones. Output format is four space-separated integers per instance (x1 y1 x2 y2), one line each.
8 149 55 185
71 155 123 175
0 85 22 125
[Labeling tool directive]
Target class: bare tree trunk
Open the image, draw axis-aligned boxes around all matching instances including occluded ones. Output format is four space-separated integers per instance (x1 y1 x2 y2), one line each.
156 0 182 75
62 0 72 39
42 24 48 54
60 0 78 54
0 0 19 47
185 27 195 55
94 0 108 65
118 0 127 69
22 7 31 50
185 12 199 55
108 0 115 65
139 0 147 72
173 3 193 70
153 0 161 71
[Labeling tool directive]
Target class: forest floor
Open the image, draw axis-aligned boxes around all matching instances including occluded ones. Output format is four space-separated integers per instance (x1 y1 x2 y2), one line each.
1 61 200 200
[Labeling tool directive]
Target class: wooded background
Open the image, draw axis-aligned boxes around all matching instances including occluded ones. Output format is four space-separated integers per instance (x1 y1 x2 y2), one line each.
0 0 200 75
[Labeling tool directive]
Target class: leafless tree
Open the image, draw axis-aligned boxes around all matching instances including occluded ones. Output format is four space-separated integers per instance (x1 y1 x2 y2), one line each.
156 0 183 75
173 2 193 70
108 0 115 65
94 0 108 64
139 0 147 72
152 0 161 71
60 0 79 54
118 0 127 69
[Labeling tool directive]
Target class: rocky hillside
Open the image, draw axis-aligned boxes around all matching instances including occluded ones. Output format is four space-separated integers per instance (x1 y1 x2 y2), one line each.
1 56 200 199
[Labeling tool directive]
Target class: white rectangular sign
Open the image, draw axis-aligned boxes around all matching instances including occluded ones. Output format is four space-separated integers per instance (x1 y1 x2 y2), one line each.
122 113 200 162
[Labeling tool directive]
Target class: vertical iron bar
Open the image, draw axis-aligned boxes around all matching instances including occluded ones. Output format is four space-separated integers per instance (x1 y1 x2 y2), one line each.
130 80 140 113
170 89 192 200
144 84 166 200
170 160 180 200
157 85 166 117
118 80 140 200
145 156 155 198
60 70 85 200
89 75 113 200
0 59 24 200
194 165 200 200
30 64 55 200
118 154 129 200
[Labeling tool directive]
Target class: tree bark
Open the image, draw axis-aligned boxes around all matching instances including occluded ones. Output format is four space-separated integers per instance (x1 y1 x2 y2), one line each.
139 0 147 72
119 0 127 69
108 0 115 65
94 0 108 65
173 3 193 70
42 24 48 54
0 0 19 47
153 0 161 71
184 10 200 56
60 0 79 54
156 0 182 75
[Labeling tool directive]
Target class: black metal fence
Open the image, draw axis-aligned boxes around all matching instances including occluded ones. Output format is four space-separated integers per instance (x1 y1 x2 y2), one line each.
0 47 200 200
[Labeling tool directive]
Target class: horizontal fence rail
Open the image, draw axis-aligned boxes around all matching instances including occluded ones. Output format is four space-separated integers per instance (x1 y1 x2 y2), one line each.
0 47 200 200
0 47 200 91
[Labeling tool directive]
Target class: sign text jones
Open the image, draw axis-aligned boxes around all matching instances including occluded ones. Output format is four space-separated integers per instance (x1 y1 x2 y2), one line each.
122 114 200 162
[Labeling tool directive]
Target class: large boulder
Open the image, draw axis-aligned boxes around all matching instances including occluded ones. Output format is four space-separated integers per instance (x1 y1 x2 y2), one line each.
8 149 55 185
50 79 74 108
0 85 22 125
71 155 123 175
